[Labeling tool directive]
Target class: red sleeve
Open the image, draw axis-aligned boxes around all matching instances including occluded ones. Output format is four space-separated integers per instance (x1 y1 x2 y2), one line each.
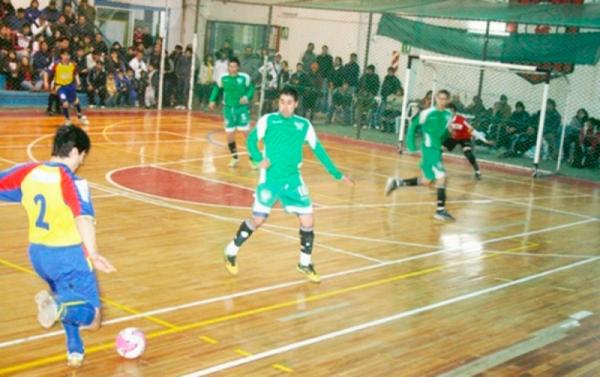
59 167 82 217
0 163 39 202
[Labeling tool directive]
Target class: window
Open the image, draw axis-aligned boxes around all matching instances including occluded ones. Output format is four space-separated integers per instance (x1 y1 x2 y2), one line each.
467 21 509 36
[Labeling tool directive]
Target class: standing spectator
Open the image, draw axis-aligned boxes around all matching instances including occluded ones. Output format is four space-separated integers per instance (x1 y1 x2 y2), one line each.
257 54 278 114
133 27 144 46
488 95 512 145
0 0 15 19
78 0 96 24
87 59 107 108
106 49 125 74
316 45 333 113
273 53 282 77
41 0 59 23
217 40 233 60
32 15 51 39
129 50 147 80
197 55 213 107
239 46 260 83
175 46 192 109
377 67 402 128
289 62 307 113
212 50 228 88
144 63 159 108
142 26 153 50
73 46 88 88
72 15 92 39
381 88 404 133
301 42 316 69
25 0 40 24
342 53 360 93
532 98 562 159
357 64 380 129
330 56 344 89
277 60 290 90
563 108 588 162
302 62 320 121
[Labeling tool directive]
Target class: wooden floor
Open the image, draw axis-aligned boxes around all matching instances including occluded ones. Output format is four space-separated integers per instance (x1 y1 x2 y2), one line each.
0 111 599 377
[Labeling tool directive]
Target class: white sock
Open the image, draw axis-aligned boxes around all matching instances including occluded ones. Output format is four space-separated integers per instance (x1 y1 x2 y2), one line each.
225 241 239 257
300 252 312 266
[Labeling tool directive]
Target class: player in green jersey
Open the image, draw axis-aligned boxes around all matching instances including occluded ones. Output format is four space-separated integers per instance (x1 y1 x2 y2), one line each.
223 87 353 283
209 57 256 168
385 89 455 221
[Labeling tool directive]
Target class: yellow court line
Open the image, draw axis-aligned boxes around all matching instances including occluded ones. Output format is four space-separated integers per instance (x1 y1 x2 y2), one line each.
0 243 537 375
0 257 180 331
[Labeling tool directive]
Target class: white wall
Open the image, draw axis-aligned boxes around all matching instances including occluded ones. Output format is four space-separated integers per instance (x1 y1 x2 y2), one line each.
26 0 587 118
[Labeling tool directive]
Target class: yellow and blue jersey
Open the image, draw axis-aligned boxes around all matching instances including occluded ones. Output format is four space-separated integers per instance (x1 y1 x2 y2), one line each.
0 162 94 248
52 62 77 87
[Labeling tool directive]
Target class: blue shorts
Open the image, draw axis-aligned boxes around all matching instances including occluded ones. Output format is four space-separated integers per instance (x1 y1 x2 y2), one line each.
57 84 77 104
29 243 101 308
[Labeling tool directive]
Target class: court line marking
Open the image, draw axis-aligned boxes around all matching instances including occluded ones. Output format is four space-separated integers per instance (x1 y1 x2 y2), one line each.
0 218 593 351
0 242 538 374
0 258 295 374
181 256 600 377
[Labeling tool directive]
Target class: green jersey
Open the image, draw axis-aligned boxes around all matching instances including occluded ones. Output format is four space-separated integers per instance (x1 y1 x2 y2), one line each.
247 112 343 183
407 107 452 152
210 72 255 107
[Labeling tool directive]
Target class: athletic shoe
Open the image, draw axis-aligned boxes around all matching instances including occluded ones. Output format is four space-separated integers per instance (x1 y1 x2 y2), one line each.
434 209 456 222
228 158 239 168
224 254 238 275
474 171 481 180
67 352 85 368
384 177 398 196
89 105 96 109
35 290 59 329
78 115 89 126
296 263 320 283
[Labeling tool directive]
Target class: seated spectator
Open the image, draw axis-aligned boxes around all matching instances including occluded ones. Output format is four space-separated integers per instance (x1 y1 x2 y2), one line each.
302 62 321 121
106 48 125 73
5 49 19 89
531 98 562 159
289 62 307 110
18 55 41 91
63 4 76 26
73 46 88 87
41 0 59 23
451 94 466 113
0 23 14 54
71 15 92 40
503 125 537 158
32 39 50 72
93 33 108 55
105 72 118 107
32 15 51 39
381 88 403 133
14 23 32 59
6 7 26 32
498 101 529 150
330 56 344 89
465 95 486 118
25 0 40 24
563 108 588 163
0 0 16 20
572 118 600 169
327 82 352 125
78 0 96 24
87 59 107 108
114 69 130 106
488 95 512 144
377 66 402 127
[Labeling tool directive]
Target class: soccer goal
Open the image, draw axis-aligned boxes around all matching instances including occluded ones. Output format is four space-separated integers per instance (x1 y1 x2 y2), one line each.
398 54 571 177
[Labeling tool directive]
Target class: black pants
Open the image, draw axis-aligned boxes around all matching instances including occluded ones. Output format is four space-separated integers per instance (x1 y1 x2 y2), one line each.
87 87 107 106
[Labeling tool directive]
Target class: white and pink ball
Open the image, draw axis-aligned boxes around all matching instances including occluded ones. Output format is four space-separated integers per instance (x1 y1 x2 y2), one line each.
115 327 146 359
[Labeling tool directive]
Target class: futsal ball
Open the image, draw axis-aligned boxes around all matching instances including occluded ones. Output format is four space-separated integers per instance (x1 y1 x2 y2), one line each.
116 327 146 359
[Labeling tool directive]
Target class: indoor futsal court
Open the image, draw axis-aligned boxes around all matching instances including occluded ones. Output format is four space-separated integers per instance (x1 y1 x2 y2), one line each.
0 111 598 376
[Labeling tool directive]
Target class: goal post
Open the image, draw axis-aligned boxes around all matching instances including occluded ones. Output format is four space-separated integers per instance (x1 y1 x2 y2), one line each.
398 54 555 177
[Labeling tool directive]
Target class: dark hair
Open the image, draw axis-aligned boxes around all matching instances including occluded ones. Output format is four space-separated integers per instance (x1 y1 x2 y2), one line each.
547 98 556 107
515 101 525 109
437 89 450 98
367 64 375 71
577 108 588 119
279 86 299 101
60 49 70 56
52 126 91 157
229 57 240 66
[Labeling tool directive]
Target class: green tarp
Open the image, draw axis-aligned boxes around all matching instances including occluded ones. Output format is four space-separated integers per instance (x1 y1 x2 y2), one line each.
376 13 600 65
231 0 600 29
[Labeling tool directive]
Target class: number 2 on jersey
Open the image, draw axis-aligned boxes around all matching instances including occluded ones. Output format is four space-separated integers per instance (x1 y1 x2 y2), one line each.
34 194 50 230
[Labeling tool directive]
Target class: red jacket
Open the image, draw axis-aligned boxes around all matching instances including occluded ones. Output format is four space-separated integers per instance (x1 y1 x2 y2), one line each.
449 115 473 141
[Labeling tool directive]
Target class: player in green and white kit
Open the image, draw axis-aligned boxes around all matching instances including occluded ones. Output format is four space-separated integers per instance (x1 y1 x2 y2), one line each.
209 57 256 168
385 90 455 221
224 87 353 283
